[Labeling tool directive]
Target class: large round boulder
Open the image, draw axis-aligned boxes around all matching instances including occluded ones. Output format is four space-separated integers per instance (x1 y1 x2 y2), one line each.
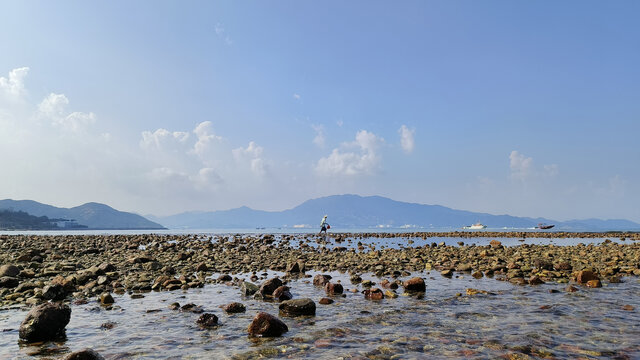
259 278 283 297
279 298 316 316
19 302 71 342
247 312 288 337
0 264 20 277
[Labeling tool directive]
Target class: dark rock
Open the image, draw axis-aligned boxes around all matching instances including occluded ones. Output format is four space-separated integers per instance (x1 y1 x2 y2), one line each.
403 277 426 292
272 286 293 301
566 285 579 293
319 297 334 305
313 274 331 287
19 302 71 342
63 348 105 360
196 313 219 327
440 269 453 277
324 282 343 294
169 302 180 310
576 270 599 284
42 284 66 300
195 263 208 272
279 298 316 316
241 281 259 296
586 279 602 288
554 262 572 271
222 302 246 313
100 293 115 305
247 312 288 337
380 279 398 289
528 275 545 285
259 278 283 297
0 264 20 277
217 274 232 282
0 276 19 288
364 288 384 300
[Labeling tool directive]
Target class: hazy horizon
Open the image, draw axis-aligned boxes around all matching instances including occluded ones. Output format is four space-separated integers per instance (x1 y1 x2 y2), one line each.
1 2 639 221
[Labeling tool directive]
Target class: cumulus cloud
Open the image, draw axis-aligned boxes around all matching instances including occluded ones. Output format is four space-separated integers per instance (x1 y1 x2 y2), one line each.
312 124 325 147
140 128 190 151
233 141 268 177
510 150 558 181
38 93 96 133
398 125 415 154
0 67 29 97
316 130 384 176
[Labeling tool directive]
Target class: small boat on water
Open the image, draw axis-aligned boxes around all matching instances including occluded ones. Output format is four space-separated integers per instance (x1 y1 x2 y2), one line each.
537 223 555 230
463 222 487 230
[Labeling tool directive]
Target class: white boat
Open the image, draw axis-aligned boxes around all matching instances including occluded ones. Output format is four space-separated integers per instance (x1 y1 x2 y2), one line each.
463 222 487 230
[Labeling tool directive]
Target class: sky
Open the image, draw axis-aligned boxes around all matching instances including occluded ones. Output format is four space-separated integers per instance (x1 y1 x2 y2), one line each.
1 1 639 221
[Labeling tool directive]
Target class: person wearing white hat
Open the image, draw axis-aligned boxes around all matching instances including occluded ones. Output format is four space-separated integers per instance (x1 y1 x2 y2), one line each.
319 215 330 235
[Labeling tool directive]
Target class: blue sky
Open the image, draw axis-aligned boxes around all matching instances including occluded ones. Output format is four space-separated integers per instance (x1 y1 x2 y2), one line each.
1 1 639 221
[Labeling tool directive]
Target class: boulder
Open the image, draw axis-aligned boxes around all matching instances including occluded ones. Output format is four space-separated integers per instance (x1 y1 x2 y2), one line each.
313 274 331 287
259 278 283 297
241 281 259 296
586 279 602 288
63 348 105 360
42 284 66 300
0 264 20 277
403 277 426 292
319 297 334 305
247 312 288 337
272 286 293 301
324 282 343 294
279 298 316 316
576 270 599 284
195 263 208 272
489 240 502 249
364 288 384 300
528 275 545 285
222 302 246 313
19 302 71 341
100 293 115 305
196 313 219 327
0 276 19 288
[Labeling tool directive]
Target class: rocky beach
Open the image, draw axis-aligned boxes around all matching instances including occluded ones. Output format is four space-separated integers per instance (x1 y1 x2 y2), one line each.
1 232 639 359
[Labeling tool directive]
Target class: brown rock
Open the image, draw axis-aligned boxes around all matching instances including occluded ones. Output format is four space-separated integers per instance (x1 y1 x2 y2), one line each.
279 298 316 316
364 288 384 300
63 348 105 360
19 302 71 342
247 312 288 337
319 297 334 305
196 313 219 327
566 285 579 293
586 279 602 288
272 285 293 301
259 277 283 297
324 282 343 294
222 302 246 313
576 270 599 284
403 277 426 292
528 275 545 285
489 240 502 249
313 274 332 287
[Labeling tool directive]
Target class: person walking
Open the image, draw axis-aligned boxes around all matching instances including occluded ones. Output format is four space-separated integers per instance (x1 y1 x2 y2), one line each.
319 215 329 235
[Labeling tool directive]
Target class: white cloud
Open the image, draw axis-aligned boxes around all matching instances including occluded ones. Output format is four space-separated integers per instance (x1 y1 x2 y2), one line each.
214 23 233 45
316 130 384 176
0 67 29 97
192 121 223 159
140 128 190 151
293 93 301 100
312 124 325 147
509 150 533 181
233 141 268 177
38 93 96 133
398 125 415 154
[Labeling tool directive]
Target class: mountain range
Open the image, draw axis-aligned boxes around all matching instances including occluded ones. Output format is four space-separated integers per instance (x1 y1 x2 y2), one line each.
147 194 640 231
0 199 165 230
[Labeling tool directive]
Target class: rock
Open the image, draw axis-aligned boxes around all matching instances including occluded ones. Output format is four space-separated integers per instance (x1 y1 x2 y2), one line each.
195 263 208 272
319 297 334 305
217 274 232 282
241 281 259 296
285 262 300 273
63 348 105 360
324 282 343 294
222 302 246 313
279 298 316 316
259 278 283 297
19 302 71 342
489 240 502 249
440 269 453 277
272 286 293 301
576 270 599 284
364 288 384 300
42 284 66 300
566 285 579 292
169 302 180 310
471 271 483 279
380 279 398 289
100 293 115 305
196 313 219 327
313 274 331 287
622 305 634 311
247 312 288 337
403 277 426 292
553 262 572 271
384 290 398 298
528 275 545 285
98 263 116 273
0 264 20 277
0 276 19 288
586 279 602 288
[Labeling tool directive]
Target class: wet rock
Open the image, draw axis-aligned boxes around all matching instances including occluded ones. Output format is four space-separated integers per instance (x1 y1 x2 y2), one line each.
608 276 622 283
384 290 398 298
0 276 19 288
168 302 180 310
100 293 115 305
181 303 203 313
364 288 384 300
313 274 331 287
42 284 66 300
319 297 334 305
324 282 343 295
566 285 579 292
0 264 20 277
489 240 502 249
622 305 634 311
380 279 398 289
528 275 545 285
440 269 453 277
471 271 484 279
259 278 283 297
586 279 602 288
63 348 105 360
247 312 288 337
241 281 259 296
279 298 316 316
403 277 426 292
196 313 219 327
576 270 599 284
217 274 232 282
553 262 572 271
19 302 71 342
272 286 293 301
222 302 246 313
195 263 208 272
285 261 304 273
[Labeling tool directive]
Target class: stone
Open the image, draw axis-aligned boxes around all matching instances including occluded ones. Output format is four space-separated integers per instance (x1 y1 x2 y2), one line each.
380 279 398 289
222 302 246 313
272 286 293 301
528 275 545 285
247 312 288 337
319 297 334 305
440 269 453 277
576 270 599 284
472 271 484 279
63 348 105 360
566 285 579 292
553 262 572 271
196 313 219 327
489 240 502 249
324 282 343 294
403 277 426 292
313 274 332 287
0 276 19 288
279 298 316 316
364 288 384 300
0 264 20 277
42 284 66 300
384 290 398 298
241 281 259 296
217 274 232 282
195 263 208 272
19 302 71 342
100 293 115 305
259 278 283 297
586 279 602 288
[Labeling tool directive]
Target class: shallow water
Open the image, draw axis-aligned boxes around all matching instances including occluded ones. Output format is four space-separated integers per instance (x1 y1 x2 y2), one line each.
2 268 639 359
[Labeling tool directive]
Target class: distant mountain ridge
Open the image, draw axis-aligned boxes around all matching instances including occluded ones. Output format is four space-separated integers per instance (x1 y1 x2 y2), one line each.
150 194 640 231
0 199 165 230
